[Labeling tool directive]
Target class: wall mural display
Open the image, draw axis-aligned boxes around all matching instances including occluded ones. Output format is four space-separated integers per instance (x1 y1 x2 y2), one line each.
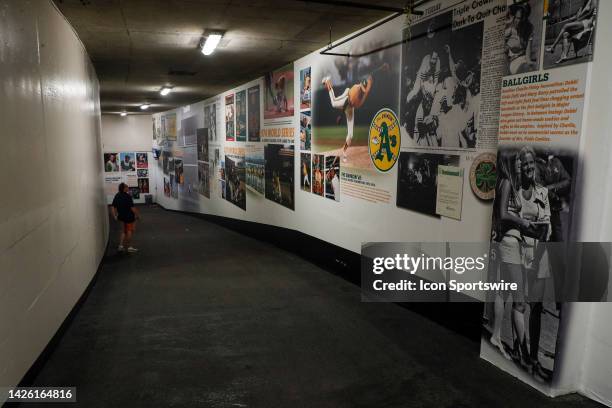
324 155 340 202
248 85 261 142
198 162 210 198
175 159 184 185
299 112 311 151
264 63 294 120
312 153 324 197
104 153 120 173
246 144 264 195
396 152 460 217
480 0 594 387
224 147 246 210
148 0 602 394
312 18 401 204
300 152 311 193
103 151 150 203
504 0 544 76
400 10 483 149
136 152 148 169
204 102 217 142
264 144 294 210
182 115 198 146
163 112 177 141
138 178 149 194
236 90 247 142
300 67 311 110
225 94 235 141
197 128 209 162
120 152 136 172
543 0 598 69
261 64 295 145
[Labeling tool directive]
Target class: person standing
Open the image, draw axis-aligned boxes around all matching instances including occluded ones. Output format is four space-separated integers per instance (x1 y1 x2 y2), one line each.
111 183 140 253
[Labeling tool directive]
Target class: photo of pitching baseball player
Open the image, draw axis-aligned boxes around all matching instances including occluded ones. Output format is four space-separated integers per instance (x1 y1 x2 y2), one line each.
312 20 400 171
321 62 389 163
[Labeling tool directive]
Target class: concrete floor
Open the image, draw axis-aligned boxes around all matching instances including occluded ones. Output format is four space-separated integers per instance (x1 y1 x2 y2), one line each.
19 206 603 407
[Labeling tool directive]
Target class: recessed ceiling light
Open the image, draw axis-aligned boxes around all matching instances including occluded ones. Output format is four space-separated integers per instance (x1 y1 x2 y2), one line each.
120 111 127 117
201 32 223 56
160 86 172 96
140 103 150 110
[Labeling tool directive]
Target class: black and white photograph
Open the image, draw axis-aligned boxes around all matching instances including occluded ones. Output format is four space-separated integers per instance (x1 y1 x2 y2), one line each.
162 151 169 175
483 145 577 383
182 115 198 146
198 162 210 198
400 11 482 149
324 155 340 202
504 0 544 76
204 103 217 141
544 0 598 68
197 128 209 162
396 151 460 216
265 144 294 210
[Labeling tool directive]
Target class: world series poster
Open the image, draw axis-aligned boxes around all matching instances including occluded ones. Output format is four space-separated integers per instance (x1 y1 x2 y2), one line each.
262 65 295 145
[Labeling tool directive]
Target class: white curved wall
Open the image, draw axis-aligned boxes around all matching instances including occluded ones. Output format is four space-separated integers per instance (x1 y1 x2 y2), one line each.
0 0 107 389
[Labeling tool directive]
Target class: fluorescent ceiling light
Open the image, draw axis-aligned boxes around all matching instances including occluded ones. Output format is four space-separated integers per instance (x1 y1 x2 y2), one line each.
140 103 150 110
201 33 222 56
120 111 127 117
160 86 172 96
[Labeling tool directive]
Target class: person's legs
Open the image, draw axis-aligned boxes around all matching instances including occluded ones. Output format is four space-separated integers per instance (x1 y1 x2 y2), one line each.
124 223 138 252
548 21 584 51
528 268 546 366
324 78 349 109
118 230 125 250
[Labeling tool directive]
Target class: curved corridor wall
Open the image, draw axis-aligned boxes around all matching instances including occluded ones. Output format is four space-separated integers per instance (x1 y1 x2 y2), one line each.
151 0 610 403
0 0 107 389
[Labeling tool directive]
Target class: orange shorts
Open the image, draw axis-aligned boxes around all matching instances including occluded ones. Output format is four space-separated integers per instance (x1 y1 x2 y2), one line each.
123 222 136 234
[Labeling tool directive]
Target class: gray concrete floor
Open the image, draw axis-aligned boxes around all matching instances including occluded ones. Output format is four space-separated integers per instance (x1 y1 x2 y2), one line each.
20 206 603 407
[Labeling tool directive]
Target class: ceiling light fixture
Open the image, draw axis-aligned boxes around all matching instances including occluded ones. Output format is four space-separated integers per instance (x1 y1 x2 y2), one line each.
200 32 223 56
140 103 150 110
120 111 127 117
160 86 172 96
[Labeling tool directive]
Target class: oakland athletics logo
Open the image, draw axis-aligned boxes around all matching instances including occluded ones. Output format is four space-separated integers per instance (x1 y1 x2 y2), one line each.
369 108 401 172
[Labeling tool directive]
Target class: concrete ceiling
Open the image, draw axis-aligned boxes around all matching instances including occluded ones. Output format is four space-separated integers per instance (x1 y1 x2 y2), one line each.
53 0 408 114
